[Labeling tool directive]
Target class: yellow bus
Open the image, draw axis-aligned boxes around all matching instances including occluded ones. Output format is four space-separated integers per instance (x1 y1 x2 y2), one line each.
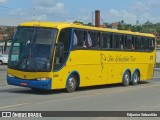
7 22 156 92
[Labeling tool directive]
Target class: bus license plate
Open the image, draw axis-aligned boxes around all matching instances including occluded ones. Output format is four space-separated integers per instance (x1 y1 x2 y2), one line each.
21 83 28 86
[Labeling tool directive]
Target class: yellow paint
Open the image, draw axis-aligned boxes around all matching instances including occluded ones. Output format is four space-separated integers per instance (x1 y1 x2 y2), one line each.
8 21 156 90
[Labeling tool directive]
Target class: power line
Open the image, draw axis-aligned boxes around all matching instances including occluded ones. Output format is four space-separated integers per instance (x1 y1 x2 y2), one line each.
0 5 91 22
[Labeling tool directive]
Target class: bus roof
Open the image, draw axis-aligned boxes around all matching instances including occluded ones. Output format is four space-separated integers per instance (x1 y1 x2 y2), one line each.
19 21 155 38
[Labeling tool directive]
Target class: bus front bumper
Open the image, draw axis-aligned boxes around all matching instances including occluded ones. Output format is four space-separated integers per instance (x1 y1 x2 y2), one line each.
7 76 52 90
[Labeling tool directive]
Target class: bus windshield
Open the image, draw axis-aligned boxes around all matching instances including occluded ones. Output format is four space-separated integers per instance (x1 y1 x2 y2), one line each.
8 27 57 72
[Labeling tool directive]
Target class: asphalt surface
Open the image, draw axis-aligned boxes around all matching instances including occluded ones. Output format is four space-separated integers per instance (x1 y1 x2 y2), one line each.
0 65 7 87
0 65 160 120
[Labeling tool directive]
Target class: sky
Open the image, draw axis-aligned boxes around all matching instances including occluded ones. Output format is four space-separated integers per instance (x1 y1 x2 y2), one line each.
0 0 160 26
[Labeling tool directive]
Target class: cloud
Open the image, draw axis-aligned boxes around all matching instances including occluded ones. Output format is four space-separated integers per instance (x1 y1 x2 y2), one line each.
31 0 67 21
31 15 49 21
132 0 160 23
105 9 137 24
33 0 57 7
148 0 160 8
103 0 160 24
132 1 150 13
4 0 67 23
35 2 64 13
8 9 29 16
0 0 7 4
0 17 28 26
32 0 65 14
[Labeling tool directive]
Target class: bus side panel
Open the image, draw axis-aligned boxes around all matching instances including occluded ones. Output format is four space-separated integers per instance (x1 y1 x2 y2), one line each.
106 64 123 84
68 50 107 87
51 50 155 89
52 66 73 89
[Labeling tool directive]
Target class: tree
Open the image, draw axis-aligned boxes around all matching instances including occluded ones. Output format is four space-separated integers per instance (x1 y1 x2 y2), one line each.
120 20 125 25
86 22 93 26
144 21 153 26
0 27 15 40
156 27 160 34
103 22 111 28
73 21 84 25
118 23 123 30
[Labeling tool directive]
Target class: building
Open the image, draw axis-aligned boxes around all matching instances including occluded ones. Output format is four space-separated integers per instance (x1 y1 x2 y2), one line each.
111 22 119 29
0 42 11 55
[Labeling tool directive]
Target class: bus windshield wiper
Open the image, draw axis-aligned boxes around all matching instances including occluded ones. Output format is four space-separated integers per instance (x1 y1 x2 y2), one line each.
15 56 27 69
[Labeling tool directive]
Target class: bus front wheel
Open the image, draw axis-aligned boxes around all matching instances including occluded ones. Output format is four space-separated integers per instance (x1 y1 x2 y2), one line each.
122 71 130 86
66 74 77 93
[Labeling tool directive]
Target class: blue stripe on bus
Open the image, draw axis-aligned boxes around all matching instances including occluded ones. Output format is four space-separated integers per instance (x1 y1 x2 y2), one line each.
7 76 52 90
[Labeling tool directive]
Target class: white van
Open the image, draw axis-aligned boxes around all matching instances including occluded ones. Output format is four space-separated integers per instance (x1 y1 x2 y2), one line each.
0 54 8 65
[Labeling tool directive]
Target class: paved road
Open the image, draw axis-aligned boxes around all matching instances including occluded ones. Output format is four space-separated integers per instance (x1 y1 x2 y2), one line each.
0 79 160 119
0 65 7 87
0 65 160 120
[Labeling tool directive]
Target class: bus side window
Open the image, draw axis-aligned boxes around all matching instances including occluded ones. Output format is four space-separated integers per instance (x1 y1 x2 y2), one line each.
135 37 142 50
149 38 155 51
113 34 122 49
120 35 125 50
143 37 149 51
76 30 85 47
75 30 92 48
102 33 112 49
98 32 103 48
84 31 92 48
90 31 98 48
125 35 132 50
131 36 135 50
72 30 78 47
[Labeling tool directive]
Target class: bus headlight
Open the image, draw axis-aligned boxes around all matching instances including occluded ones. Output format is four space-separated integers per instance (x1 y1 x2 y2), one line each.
8 73 15 78
37 77 50 81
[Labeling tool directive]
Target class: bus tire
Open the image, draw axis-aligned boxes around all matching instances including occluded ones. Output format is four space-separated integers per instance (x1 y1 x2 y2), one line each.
122 71 130 86
66 74 77 93
131 71 140 85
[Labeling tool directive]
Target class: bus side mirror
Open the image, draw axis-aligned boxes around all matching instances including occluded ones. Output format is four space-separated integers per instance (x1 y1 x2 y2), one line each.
55 42 64 62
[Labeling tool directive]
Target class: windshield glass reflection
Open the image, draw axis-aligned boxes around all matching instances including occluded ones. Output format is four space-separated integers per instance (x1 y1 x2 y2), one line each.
9 27 57 72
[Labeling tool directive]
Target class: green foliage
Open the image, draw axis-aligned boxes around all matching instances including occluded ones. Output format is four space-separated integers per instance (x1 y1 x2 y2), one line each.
73 21 84 25
0 27 15 41
103 22 112 28
86 22 93 26
117 20 160 35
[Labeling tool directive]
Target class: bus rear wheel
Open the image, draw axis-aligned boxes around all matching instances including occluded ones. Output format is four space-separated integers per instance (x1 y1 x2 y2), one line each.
131 71 140 85
66 74 77 93
122 71 130 86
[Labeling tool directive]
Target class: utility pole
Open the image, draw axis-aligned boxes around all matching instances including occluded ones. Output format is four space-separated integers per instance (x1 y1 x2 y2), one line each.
1 27 8 54
92 11 95 26
95 10 100 27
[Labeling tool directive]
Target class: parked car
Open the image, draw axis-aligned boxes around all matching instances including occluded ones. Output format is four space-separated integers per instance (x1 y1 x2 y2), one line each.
0 54 8 65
